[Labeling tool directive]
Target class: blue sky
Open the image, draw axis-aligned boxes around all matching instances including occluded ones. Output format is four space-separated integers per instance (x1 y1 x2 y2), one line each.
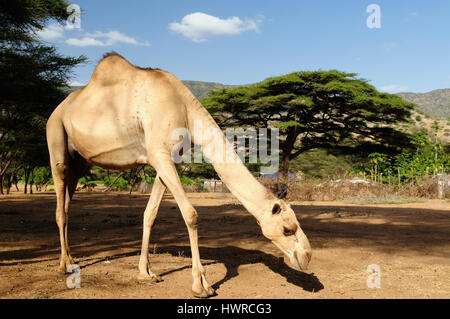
37 0 450 93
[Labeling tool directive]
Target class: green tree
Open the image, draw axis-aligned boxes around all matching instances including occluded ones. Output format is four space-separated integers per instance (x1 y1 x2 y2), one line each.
0 0 86 193
395 130 449 180
202 70 415 179
349 130 449 183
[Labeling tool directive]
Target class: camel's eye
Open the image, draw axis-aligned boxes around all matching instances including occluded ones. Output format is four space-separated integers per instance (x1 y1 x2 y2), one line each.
283 226 296 237
272 203 281 215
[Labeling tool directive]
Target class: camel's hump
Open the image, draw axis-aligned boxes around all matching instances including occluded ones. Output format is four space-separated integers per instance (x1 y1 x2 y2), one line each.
90 52 160 84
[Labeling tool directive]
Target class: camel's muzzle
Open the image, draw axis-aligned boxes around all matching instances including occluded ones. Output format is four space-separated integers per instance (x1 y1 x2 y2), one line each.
288 239 312 270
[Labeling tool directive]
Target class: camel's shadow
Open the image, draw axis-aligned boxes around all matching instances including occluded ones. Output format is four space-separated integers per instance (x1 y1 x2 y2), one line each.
163 245 323 293
83 245 323 293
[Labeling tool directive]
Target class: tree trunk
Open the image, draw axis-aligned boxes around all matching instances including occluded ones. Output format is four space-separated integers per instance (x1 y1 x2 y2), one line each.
14 175 19 191
0 157 14 195
103 172 125 192
29 168 34 194
0 157 13 177
279 127 300 182
6 165 18 195
128 167 141 194
280 153 290 181
6 174 11 194
24 168 29 194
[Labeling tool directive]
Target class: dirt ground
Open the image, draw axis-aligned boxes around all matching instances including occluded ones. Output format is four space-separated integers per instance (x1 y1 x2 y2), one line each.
0 191 449 299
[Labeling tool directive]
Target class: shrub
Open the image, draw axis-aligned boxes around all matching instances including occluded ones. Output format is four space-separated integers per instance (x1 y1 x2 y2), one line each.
144 176 155 184
103 176 129 190
179 175 200 185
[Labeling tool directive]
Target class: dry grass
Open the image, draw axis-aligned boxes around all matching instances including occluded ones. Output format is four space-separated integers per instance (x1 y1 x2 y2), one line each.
260 177 448 203
342 194 425 205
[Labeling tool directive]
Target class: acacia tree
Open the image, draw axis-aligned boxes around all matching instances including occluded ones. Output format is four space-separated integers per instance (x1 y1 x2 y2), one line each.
0 0 86 193
202 70 415 179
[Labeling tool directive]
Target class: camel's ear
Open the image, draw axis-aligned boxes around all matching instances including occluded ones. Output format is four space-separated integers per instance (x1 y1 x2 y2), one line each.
272 203 281 215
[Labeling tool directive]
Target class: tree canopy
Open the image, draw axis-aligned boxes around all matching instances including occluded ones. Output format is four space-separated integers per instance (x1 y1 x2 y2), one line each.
201 70 416 178
0 0 86 193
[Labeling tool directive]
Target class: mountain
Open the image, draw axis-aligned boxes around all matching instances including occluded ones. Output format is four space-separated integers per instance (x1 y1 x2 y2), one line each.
65 82 450 119
186 83 450 119
64 82 450 143
397 89 450 118
64 81 235 100
181 80 239 99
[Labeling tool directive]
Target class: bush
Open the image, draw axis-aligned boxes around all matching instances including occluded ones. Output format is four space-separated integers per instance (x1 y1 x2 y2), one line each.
180 175 200 185
33 167 52 186
144 176 155 184
78 176 99 188
103 176 130 190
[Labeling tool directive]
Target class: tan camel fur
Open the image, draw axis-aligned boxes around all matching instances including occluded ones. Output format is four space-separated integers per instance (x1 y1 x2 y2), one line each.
46 53 311 298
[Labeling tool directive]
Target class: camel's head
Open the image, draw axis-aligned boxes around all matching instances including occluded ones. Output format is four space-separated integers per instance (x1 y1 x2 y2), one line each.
258 200 311 270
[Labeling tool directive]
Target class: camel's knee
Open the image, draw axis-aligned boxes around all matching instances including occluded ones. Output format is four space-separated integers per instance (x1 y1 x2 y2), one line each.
184 208 198 229
55 210 66 227
53 162 69 181
143 202 160 224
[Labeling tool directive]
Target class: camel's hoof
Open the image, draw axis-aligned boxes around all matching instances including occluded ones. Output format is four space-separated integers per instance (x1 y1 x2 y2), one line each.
58 263 72 274
58 256 75 274
192 289 210 298
58 266 67 274
206 287 216 296
192 287 216 298
137 273 163 283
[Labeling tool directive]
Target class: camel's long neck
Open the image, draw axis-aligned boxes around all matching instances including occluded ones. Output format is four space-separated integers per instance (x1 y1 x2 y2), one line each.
186 96 275 219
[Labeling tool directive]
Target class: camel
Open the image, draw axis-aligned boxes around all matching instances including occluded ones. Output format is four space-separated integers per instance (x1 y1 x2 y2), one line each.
46 52 312 298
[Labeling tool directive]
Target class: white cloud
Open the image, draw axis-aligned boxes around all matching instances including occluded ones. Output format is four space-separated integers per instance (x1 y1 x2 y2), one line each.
380 84 408 93
169 12 263 42
69 81 86 86
66 37 105 46
66 30 150 47
34 23 149 47
35 23 66 41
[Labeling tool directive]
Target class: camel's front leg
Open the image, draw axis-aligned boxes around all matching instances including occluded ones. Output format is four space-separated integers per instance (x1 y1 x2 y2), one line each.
138 174 166 282
151 153 215 298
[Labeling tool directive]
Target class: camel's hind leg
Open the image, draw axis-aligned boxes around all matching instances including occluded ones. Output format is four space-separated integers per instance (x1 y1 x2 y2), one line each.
48 151 72 272
50 155 87 273
63 154 88 265
47 117 87 273
138 174 166 282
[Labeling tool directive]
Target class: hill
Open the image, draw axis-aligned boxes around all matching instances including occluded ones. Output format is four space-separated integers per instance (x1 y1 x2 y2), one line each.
187 83 450 120
181 80 238 99
397 89 450 118
64 82 234 100
64 82 450 143
64 81 450 119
